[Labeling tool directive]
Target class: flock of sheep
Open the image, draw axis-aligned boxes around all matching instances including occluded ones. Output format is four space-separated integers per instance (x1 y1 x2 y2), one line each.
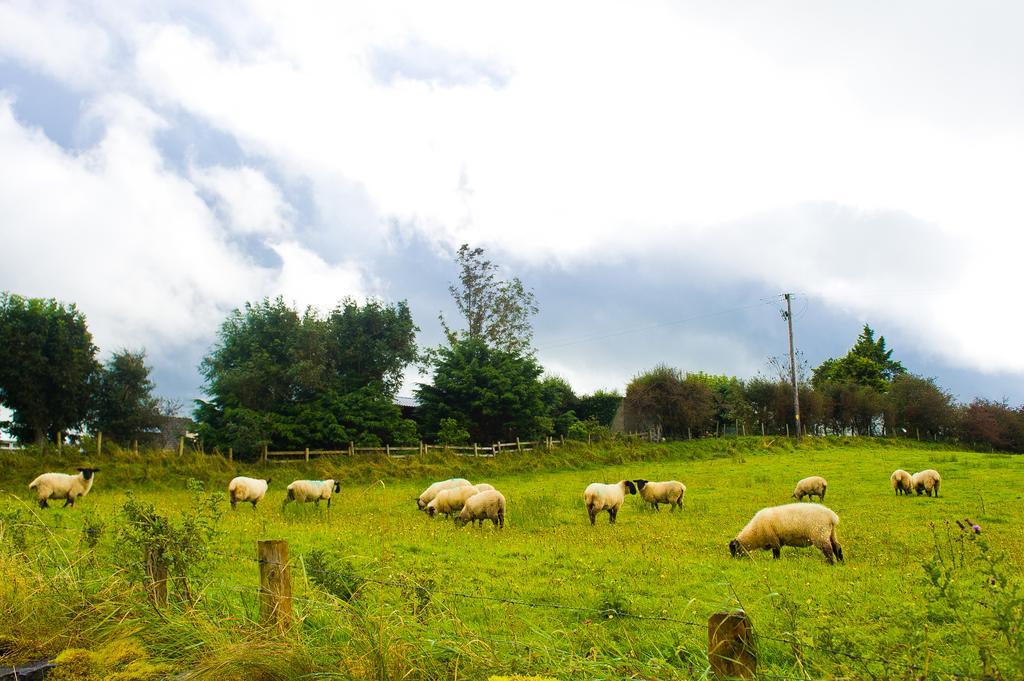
25 464 943 564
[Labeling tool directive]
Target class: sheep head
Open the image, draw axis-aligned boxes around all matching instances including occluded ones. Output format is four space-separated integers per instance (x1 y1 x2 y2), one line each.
623 480 637 495
633 479 648 492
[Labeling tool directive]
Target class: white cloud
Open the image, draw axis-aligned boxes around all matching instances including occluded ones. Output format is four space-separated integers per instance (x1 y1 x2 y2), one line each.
0 94 368 361
1 1 1023 385
192 165 293 236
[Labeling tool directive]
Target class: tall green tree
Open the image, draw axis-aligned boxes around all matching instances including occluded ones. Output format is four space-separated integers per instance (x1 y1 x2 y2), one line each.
89 349 162 445
195 296 418 454
885 374 954 438
439 244 538 354
812 324 906 392
0 293 99 445
416 338 545 443
575 389 623 426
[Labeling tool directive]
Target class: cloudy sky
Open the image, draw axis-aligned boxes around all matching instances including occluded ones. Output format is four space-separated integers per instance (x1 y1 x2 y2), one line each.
1 1 1022 409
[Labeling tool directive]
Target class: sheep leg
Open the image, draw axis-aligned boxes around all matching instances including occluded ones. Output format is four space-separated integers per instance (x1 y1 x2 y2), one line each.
230 499 238 510
38 498 48 509
772 547 781 559
934 482 939 497
327 497 332 509
498 510 505 529
63 497 74 508
820 489 826 501
251 500 258 509
588 505 597 526
831 538 844 563
818 541 836 565
491 516 498 527
608 507 618 524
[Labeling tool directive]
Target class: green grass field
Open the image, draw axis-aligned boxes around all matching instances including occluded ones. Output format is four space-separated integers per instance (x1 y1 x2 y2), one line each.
1 438 1022 680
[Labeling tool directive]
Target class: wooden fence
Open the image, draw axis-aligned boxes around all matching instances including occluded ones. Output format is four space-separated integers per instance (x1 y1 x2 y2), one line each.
260 436 568 463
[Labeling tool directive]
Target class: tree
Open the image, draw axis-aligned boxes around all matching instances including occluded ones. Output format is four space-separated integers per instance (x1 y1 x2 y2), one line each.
957 400 1024 452
89 349 162 446
885 374 954 438
813 324 906 392
415 338 545 443
195 297 419 454
624 365 715 438
0 293 99 445
440 244 538 354
575 390 623 426
325 298 417 396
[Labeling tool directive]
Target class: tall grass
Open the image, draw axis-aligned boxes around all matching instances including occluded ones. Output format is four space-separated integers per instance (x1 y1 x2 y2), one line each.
1 437 1020 679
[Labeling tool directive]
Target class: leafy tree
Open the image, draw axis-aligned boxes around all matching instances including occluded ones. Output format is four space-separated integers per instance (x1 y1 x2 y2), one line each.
0 293 99 445
440 244 538 354
957 400 1024 452
88 349 162 446
885 374 954 438
437 418 471 446
624 365 715 437
324 298 417 396
575 390 623 426
415 338 545 443
813 324 906 392
539 375 578 437
195 297 418 455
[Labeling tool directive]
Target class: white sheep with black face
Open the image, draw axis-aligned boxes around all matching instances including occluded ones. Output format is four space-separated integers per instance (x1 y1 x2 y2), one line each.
633 479 686 511
730 503 843 565
890 470 913 496
792 476 827 502
228 476 271 509
583 480 637 525
455 490 506 529
415 478 472 511
283 479 341 510
912 469 941 497
28 468 100 508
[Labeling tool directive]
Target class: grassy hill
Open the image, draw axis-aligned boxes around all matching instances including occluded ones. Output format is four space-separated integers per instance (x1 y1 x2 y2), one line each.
1 437 1021 679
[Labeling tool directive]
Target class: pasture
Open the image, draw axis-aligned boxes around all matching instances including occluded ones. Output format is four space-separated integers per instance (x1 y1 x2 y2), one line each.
1 438 1022 680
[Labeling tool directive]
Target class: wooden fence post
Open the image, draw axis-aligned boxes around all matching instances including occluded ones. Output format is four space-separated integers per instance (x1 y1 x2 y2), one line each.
145 548 168 608
227 446 233 463
516 437 521 452
261 444 268 463
258 540 292 632
708 610 756 679
177 437 183 457
97 431 102 456
587 432 592 446
785 423 790 438
688 427 692 440
474 443 479 456
386 444 391 457
349 441 354 456
305 447 310 462
761 422 765 436
57 431 63 453
560 434 564 445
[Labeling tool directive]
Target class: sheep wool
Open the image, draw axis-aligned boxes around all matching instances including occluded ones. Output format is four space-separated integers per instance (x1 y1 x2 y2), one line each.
792 476 827 502
427 485 484 518
633 479 686 511
416 478 472 510
473 483 495 492
583 480 637 525
730 503 843 564
890 470 914 496
455 490 506 529
28 468 100 509
283 479 341 509
228 476 271 509
912 469 941 497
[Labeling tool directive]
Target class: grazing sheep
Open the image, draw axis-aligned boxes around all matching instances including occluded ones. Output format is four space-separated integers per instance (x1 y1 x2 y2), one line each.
890 469 914 496
283 479 340 510
792 476 828 502
633 479 686 511
228 476 271 509
730 503 843 564
416 478 472 511
583 480 637 525
912 469 941 497
28 468 100 509
474 483 495 492
427 485 485 518
455 490 506 528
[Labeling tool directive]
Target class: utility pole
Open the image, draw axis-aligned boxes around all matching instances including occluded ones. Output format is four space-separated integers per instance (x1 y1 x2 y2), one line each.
783 293 802 440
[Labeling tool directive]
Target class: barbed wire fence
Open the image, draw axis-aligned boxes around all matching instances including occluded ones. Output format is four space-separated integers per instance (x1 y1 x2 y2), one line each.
1 518 988 680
